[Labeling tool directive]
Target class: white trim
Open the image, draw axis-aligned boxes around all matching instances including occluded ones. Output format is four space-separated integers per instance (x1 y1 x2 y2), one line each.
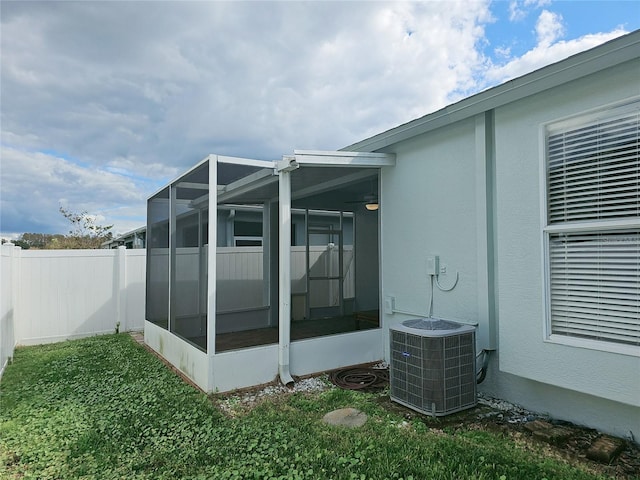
545 334 640 358
175 182 209 190
216 155 276 169
293 150 396 167
277 156 299 172
544 219 640 234
539 120 552 342
207 155 217 390
545 97 640 134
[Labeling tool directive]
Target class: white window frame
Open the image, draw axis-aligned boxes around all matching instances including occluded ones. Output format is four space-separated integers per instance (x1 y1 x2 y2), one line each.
540 99 640 357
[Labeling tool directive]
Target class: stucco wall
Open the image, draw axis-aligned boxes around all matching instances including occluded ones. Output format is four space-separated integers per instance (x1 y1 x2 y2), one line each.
493 60 640 411
379 58 639 440
380 117 480 361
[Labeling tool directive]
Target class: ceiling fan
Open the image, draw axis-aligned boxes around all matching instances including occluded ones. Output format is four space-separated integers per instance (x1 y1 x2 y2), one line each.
345 193 379 211
343 176 379 210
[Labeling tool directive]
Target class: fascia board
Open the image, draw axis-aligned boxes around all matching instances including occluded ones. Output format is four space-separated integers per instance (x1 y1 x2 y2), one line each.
216 155 277 169
293 149 396 167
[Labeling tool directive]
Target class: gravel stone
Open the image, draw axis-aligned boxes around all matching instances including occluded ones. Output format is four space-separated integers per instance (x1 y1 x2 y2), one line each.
217 376 331 416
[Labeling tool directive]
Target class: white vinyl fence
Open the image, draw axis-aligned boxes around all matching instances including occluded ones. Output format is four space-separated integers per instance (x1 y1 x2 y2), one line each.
0 243 354 378
217 245 354 312
0 245 146 377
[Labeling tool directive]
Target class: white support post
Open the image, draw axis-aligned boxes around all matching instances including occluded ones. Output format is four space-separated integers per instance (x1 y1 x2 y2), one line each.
278 169 294 385
116 246 127 333
207 155 218 391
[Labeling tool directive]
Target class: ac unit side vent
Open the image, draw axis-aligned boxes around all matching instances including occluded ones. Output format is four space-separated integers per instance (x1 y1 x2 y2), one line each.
390 318 477 417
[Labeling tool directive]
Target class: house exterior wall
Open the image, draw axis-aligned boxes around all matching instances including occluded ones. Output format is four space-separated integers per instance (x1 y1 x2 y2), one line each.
380 117 481 362
489 60 640 437
379 58 639 440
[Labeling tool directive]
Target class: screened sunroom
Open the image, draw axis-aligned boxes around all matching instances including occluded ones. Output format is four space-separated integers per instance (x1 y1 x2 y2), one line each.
145 151 395 392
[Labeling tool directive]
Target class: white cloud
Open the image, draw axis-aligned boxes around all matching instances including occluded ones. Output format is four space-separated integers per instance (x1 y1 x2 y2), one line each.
536 9 565 46
1 1 493 160
104 157 179 183
509 0 552 21
0 146 149 234
486 28 628 84
1 1 497 235
0 1 632 236
494 45 512 60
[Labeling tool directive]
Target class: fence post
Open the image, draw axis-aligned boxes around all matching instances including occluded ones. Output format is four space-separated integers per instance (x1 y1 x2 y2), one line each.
11 245 20 348
1 243 20 373
116 246 127 332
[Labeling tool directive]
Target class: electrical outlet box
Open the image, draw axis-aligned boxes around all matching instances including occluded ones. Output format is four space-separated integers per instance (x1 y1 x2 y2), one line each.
426 256 439 276
384 296 396 314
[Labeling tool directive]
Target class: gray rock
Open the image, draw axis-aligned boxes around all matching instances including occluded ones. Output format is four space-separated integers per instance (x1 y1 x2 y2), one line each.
322 408 368 428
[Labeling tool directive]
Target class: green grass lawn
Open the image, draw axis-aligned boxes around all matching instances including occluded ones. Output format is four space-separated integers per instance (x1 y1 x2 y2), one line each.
0 334 613 480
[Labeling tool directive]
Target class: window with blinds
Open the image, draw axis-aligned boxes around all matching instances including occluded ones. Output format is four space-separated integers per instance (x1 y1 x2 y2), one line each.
544 102 639 351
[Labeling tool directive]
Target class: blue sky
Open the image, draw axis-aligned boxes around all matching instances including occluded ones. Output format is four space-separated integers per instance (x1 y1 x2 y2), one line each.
1 0 639 238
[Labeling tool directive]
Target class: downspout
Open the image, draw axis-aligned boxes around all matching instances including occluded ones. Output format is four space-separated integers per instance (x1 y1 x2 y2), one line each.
277 156 299 386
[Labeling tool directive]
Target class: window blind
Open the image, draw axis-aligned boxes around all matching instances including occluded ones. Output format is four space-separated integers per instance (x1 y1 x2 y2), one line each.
546 103 640 349
547 112 639 224
549 231 640 346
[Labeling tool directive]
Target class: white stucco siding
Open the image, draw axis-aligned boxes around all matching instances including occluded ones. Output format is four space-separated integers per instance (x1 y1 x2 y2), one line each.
494 59 640 407
381 118 480 360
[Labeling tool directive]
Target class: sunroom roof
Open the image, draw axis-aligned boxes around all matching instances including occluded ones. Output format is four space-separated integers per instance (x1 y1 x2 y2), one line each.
216 150 395 209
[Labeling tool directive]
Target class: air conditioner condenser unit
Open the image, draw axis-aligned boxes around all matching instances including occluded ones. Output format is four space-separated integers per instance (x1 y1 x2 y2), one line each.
390 318 476 417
